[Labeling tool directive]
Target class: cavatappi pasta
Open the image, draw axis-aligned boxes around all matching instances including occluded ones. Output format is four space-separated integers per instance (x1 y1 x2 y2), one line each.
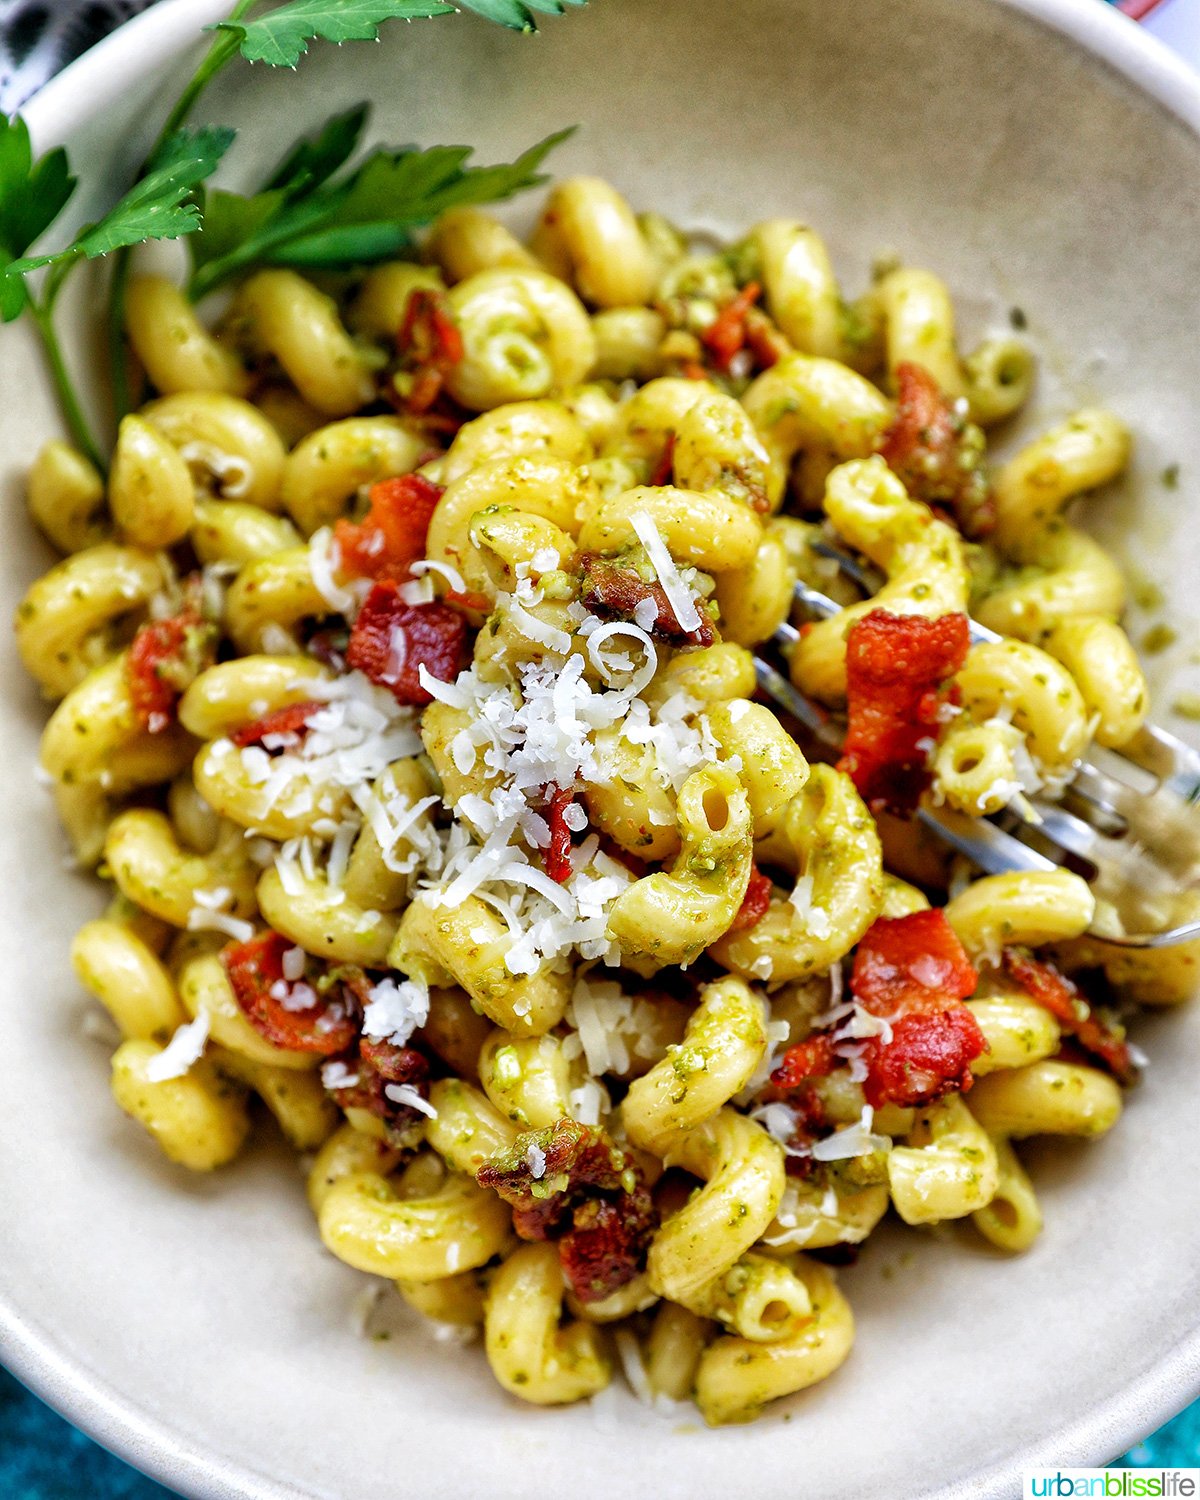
21 177 1195 1429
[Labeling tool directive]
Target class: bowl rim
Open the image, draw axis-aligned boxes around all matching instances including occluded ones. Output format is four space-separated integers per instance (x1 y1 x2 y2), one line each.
6 0 1200 1494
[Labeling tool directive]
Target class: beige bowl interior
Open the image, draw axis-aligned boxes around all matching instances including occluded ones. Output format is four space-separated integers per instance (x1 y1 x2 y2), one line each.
2 1 1200 1497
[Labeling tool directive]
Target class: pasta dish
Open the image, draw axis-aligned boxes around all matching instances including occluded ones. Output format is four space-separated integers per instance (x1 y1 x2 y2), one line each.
16 176 1197 1426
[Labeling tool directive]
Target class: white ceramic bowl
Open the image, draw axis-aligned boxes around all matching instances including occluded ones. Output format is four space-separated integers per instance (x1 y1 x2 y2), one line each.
3 2 1200 1496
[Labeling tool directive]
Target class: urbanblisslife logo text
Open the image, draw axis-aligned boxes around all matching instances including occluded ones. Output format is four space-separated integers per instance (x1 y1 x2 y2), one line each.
1024 1471 1200 1498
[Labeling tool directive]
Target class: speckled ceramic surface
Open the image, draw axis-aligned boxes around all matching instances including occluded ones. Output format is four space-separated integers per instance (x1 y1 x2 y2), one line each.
2 2 1200 1496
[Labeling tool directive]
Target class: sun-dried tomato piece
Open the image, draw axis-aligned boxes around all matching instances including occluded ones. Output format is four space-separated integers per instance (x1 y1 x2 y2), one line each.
127 579 217 733
701 282 762 372
345 580 466 705
222 931 359 1056
1002 948 1136 1086
229 699 324 749
838 608 969 815
543 785 575 885
877 362 994 538
728 866 773 933
850 909 984 1108
578 553 715 648
476 1118 657 1303
390 289 465 419
333 473 445 584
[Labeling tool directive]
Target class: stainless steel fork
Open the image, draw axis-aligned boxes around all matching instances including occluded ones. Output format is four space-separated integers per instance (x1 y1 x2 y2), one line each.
751 544 1200 949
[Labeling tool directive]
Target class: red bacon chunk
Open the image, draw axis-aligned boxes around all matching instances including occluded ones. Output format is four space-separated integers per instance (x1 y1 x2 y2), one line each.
878 362 994 537
394 288 464 416
648 433 677 488
729 866 774 934
324 1032 432 1148
862 1007 985 1111
838 608 969 815
850 909 984 1109
230 699 324 749
770 1033 838 1092
476 1118 658 1303
578 553 716 648
346 580 466 705
701 282 762 372
126 582 217 733
333 473 445 584
1003 948 1136 1086
221 931 359 1056
544 785 575 885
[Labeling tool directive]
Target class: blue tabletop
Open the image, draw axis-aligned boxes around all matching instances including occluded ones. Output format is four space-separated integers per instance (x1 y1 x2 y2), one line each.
1 0 1197 1493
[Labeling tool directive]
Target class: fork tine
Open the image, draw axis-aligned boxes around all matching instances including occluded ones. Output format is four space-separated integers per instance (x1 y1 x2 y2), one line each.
917 806 1058 877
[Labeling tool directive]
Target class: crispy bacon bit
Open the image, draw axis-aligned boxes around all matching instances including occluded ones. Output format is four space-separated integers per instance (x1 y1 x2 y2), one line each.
862 1007 986 1110
578 553 716 648
346 580 466 706
442 589 493 614
729 866 773 933
544 784 575 885
476 1118 658 1303
701 281 762 372
394 289 464 415
878 363 994 537
851 909 984 1109
333 473 445 584
1003 948 1136 1086
127 581 217 733
230 699 324 749
648 433 676 488
221 931 358 1056
743 306 788 370
770 1033 838 1092
325 1034 432 1148
838 608 970 815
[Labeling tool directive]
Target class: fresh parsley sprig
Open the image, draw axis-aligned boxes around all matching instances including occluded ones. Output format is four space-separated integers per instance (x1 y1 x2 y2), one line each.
188 115 571 299
0 0 590 470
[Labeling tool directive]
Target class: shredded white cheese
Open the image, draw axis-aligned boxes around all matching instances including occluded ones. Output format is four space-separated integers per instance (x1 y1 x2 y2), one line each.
144 1010 210 1082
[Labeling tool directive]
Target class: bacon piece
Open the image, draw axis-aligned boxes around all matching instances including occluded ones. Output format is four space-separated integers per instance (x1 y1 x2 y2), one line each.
878 362 994 537
862 1007 985 1110
346 580 466 706
728 866 773 934
578 553 715 647
850 909 985 1109
222 931 359 1056
1003 948 1136 1085
544 785 575 885
476 1118 658 1303
333 473 445 584
852 908 978 1017
394 288 464 416
325 1034 432 1148
648 433 676 488
770 1033 838 1092
701 282 762 372
743 306 788 370
230 699 324 749
127 581 217 733
838 608 969 815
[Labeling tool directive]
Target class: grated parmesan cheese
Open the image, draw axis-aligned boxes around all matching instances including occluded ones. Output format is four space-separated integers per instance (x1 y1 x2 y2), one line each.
629 511 702 633
144 1010 210 1082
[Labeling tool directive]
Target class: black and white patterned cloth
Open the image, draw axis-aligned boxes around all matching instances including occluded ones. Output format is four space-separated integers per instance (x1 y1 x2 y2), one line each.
0 0 161 111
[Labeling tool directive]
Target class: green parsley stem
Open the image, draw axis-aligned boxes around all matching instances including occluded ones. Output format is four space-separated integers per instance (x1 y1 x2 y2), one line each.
29 291 106 474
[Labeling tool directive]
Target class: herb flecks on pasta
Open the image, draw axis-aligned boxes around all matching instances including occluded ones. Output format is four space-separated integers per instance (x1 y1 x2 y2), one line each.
22 171 1190 1430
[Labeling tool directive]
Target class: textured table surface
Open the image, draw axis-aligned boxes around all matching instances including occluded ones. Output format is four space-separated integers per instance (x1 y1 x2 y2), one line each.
0 0 1197 1494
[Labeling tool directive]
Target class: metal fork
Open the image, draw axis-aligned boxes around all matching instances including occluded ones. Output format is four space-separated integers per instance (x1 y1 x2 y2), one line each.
750 542 1200 949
